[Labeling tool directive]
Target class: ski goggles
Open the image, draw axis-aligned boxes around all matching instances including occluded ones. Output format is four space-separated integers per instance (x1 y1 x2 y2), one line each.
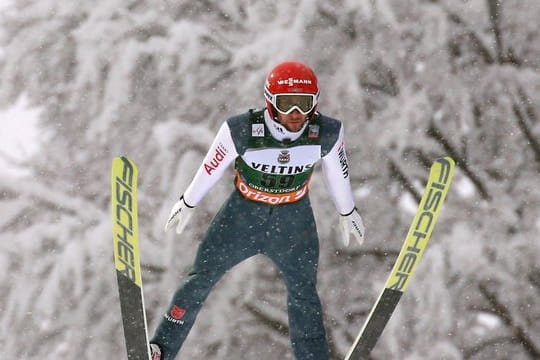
268 93 318 115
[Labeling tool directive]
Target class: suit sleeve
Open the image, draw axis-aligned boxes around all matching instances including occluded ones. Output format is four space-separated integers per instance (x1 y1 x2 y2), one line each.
321 123 356 215
183 122 238 206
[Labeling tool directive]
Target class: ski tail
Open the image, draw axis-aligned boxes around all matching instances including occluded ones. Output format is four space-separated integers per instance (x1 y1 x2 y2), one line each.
111 157 151 360
345 157 455 360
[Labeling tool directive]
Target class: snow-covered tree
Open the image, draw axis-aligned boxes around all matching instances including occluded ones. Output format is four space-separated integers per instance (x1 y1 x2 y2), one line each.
0 1 539 359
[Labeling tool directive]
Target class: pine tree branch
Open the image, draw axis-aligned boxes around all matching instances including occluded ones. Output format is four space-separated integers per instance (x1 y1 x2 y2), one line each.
463 335 522 359
345 248 400 261
323 316 341 360
478 282 540 359
444 7 494 64
486 0 523 66
528 268 540 294
427 122 491 200
409 148 435 170
486 0 504 63
244 302 289 335
388 158 422 203
511 87 540 166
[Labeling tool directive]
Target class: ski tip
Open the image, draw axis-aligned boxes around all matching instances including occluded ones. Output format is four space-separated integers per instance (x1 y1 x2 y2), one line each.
432 156 455 187
113 155 132 163
435 156 455 167
112 157 138 171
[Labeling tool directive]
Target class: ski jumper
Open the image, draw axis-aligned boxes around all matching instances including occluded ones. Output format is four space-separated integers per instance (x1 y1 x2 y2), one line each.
151 109 355 360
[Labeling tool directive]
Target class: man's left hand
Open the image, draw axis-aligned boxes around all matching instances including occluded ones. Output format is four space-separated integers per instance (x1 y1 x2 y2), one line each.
339 208 365 246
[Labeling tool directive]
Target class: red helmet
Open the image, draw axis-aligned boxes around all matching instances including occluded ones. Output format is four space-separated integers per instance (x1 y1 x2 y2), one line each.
264 61 319 120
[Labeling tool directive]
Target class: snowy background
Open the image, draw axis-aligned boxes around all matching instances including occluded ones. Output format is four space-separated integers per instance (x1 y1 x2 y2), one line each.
1 1 539 359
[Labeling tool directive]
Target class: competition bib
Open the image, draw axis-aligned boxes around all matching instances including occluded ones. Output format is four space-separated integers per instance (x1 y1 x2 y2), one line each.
234 146 318 205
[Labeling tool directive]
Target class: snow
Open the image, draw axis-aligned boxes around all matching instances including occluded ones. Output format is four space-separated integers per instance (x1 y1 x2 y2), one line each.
454 172 476 198
353 185 371 199
399 190 420 214
0 94 42 177
0 0 12 12
476 312 502 330
1 1 540 359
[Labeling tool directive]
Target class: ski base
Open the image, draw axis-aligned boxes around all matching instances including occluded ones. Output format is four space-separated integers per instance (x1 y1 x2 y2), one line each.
349 288 403 358
116 271 151 359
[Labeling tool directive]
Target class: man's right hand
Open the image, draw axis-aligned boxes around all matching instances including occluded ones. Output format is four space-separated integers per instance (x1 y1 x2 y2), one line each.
164 196 194 234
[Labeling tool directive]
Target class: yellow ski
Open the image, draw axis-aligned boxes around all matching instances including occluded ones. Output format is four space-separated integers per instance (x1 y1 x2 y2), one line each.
111 156 151 360
345 157 455 360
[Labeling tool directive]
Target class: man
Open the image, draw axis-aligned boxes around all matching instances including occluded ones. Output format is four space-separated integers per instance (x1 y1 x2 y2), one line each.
150 61 365 360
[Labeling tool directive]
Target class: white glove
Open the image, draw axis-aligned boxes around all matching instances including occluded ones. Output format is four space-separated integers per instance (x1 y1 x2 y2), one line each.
339 207 365 246
164 196 195 234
